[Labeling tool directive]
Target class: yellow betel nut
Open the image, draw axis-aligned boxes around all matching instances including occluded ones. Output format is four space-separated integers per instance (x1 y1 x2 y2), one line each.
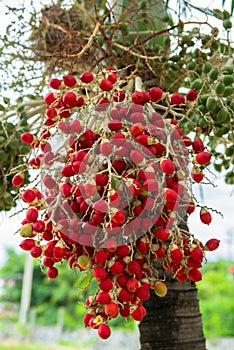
154 281 168 297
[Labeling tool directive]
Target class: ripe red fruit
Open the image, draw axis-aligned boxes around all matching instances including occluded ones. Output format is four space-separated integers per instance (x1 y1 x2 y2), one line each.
191 166 204 183
182 135 192 147
200 208 212 225
58 121 71 134
60 183 71 198
93 266 107 281
49 78 61 90
164 188 178 204
130 150 144 164
112 89 125 102
204 238 220 251
130 123 145 137
70 120 82 133
160 159 175 175
19 239 36 251
95 174 108 186
43 257 54 267
149 87 163 102
26 208 39 222
131 306 144 321
100 141 113 156
107 73 117 84
155 228 170 241
32 220 45 233
111 132 126 146
188 268 202 282
100 79 113 91
94 250 108 265
99 279 113 292
195 152 211 165
53 241 66 259
130 112 145 124
110 261 124 275
30 246 42 258
118 288 133 302
186 88 197 101
83 312 94 327
46 107 57 119
105 302 118 318
20 132 34 145
136 287 150 300
119 304 130 318
192 139 205 153
112 159 126 173
47 266 59 279
93 200 108 214
44 92 56 105
170 246 183 263
108 119 122 131
98 324 111 339
136 238 149 253
62 91 77 108
61 164 75 177
190 246 203 262
131 91 145 104
96 291 111 305
22 189 36 203
12 172 24 187
170 92 185 105
126 278 139 293
116 245 130 257
80 71 94 83
111 210 125 224
127 260 142 279
63 74 77 87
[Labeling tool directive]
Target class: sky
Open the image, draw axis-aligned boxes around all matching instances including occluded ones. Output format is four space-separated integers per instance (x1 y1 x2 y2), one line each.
0 0 233 266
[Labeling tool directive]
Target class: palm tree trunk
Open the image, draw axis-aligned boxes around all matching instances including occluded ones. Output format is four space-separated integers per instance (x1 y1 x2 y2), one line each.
139 278 206 350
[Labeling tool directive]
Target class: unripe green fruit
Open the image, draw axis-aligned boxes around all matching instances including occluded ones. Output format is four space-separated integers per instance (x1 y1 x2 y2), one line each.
213 8 223 20
198 104 208 114
223 10 231 19
221 65 233 74
202 62 212 73
225 146 234 157
229 99 234 111
223 86 233 97
223 74 234 86
199 117 209 128
206 97 218 112
215 108 230 123
215 82 225 96
0 151 8 161
208 68 219 81
214 163 222 172
9 140 18 150
191 79 203 90
187 61 196 70
214 126 229 136
199 94 209 105
223 19 232 29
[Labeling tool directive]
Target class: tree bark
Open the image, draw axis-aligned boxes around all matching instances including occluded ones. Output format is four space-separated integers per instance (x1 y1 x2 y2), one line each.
139 279 206 350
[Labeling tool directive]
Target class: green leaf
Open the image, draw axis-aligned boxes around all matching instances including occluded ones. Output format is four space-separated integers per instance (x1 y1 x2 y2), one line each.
76 271 93 293
0 104 5 111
